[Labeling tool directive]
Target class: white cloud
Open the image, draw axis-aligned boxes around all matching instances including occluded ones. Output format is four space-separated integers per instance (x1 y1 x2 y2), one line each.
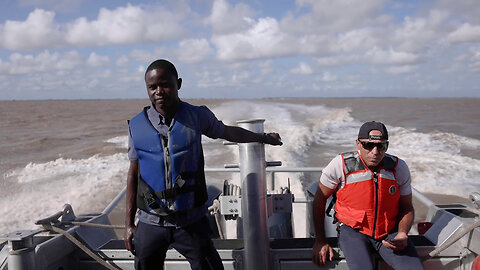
385 65 417 74
321 72 337 82
338 28 379 52
87 52 110 67
55 50 84 70
5 50 83 74
212 17 297 61
365 47 420 65
129 49 158 63
65 4 184 47
0 9 63 50
116 55 129 67
0 4 187 51
282 0 388 34
447 23 480 44
177 39 213 63
196 70 228 88
298 34 339 56
290 62 313 75
1 0 480 99
205 0 254 34
436 0 480 25
465 47 480 73
258 60 273 75
0 48 147 99
315 55 358 67
391 10 449 52
231 70 251 84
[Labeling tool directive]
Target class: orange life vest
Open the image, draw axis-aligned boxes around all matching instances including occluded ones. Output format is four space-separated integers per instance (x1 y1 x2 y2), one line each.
334 151 400 239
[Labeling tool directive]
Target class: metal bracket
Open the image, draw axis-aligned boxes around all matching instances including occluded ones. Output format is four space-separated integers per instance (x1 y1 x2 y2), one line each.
219 195 242 217
267 194 294 217
35 204 76 226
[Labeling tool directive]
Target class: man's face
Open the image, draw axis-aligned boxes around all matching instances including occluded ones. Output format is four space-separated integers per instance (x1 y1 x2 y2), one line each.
356 130 388 168
145 68 181 114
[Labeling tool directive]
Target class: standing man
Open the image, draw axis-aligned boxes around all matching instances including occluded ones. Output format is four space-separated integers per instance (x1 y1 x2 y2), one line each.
125 59 282 270
312 121 424 270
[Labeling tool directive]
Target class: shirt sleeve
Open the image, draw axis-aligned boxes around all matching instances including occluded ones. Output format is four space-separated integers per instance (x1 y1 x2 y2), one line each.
320 155 344 189
197 105 226 139
127 126 138 161
395 158 412 196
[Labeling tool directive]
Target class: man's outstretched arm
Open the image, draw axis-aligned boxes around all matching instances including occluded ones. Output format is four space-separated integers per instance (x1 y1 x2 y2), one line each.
220 126 282 145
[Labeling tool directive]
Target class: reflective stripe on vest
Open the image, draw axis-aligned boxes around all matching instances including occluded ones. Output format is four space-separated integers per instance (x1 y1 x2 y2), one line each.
346 169 396 184
335 151 400 239
129 102 207 215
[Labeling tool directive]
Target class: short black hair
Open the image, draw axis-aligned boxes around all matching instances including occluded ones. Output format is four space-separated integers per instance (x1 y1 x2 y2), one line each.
145 59 178 80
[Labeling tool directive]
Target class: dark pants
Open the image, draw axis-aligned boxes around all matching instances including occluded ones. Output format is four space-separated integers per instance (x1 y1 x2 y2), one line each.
134 217 224 270
338 225 424 270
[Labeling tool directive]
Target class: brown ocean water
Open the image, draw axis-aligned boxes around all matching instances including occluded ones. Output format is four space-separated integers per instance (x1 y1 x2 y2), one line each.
1 98 479 235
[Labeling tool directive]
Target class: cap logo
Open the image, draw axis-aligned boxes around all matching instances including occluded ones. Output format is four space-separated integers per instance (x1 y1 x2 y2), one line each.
369 135 383 140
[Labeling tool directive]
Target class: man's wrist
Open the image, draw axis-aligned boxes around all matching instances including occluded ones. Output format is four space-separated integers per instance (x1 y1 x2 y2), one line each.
260 133 268 143
395 231 409 240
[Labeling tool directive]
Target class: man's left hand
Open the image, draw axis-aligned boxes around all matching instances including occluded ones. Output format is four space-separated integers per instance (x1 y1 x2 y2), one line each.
382 232 408 250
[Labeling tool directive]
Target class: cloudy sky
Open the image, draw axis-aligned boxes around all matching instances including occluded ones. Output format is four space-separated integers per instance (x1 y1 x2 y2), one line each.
0 0 479 100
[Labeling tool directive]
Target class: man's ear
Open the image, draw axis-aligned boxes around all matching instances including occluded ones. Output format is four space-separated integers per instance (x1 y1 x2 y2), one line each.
177 78 182 90
355 139 361 151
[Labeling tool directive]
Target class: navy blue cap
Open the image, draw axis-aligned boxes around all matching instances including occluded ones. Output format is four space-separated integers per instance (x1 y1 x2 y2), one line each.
358 121 388 140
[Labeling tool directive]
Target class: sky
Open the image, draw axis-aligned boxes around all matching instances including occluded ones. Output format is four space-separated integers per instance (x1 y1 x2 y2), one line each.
0 0 480 100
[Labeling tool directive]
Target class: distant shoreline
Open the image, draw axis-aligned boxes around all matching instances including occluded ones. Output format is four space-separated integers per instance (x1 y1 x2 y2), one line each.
1 97 479 102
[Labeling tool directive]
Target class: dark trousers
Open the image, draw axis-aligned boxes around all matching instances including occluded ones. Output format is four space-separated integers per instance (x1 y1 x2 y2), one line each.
338 225 424 270
134 217 224 270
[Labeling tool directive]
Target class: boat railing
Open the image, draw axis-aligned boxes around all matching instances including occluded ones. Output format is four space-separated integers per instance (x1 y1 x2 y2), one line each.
101 167 436 216
98 166 324 220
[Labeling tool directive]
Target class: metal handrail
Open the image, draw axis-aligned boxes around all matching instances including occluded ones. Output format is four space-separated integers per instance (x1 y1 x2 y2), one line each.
102 186 127 215
103 168 434 212
204 167 323 172
412 187 435 208
100 167 323 217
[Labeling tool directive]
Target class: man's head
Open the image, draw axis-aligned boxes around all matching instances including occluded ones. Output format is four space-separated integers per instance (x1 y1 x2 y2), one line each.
356 121 389 169
144 59 182 115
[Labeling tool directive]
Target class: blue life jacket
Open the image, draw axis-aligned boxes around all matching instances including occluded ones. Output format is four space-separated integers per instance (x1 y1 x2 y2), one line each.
129 102 207 215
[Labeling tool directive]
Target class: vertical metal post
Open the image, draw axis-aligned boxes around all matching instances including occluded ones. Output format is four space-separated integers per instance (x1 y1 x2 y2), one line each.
270 171 275 191
237 119 270 270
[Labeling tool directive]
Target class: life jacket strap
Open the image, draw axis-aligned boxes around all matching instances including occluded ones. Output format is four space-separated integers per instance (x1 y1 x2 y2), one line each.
326 191 337 218
137 172 204 212
153 183 201 201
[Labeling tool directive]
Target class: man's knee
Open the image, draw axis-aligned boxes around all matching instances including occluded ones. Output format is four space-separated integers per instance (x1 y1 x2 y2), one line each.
380 240 424 270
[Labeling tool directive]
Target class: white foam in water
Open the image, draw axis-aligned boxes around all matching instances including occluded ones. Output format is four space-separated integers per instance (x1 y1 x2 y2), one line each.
1 153 129 234
105 136 129 149
387 127 480 197
212 100 355 167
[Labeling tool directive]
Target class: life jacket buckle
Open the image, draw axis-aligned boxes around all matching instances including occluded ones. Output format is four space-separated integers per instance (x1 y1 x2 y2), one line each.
144 193 158 208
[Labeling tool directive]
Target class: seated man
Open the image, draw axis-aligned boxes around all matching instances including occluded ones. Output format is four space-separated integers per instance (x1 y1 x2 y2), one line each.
312 121 424 270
